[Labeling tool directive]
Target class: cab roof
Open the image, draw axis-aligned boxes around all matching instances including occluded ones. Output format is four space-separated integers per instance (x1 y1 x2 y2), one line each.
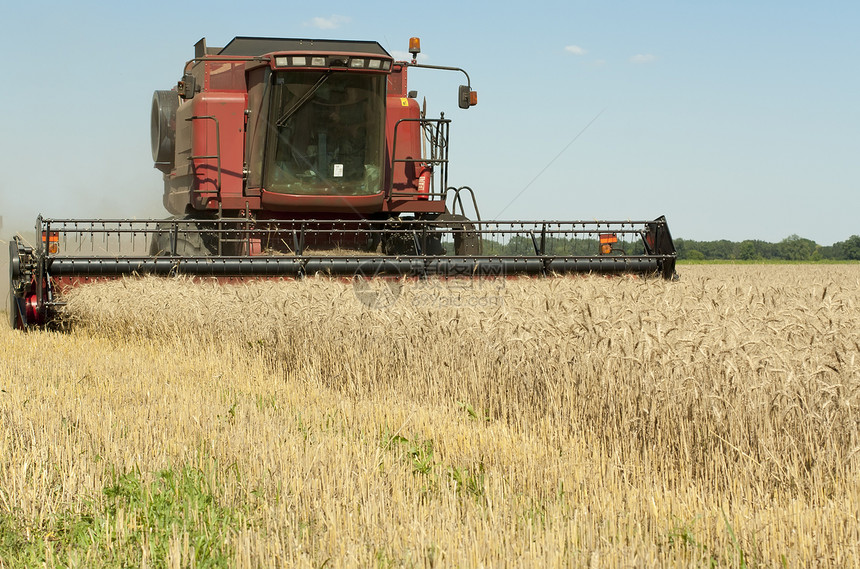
215 37 391 57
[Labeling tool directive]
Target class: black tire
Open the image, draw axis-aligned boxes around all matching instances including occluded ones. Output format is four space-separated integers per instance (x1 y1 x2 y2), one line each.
378 221 446 256
149 218 211 256
8 238 26 330
434 213 482 256
379 214 480 256
149 234 210 256
8 292 24 330
380 229 415 256
151 90 180 166
8 284 17 331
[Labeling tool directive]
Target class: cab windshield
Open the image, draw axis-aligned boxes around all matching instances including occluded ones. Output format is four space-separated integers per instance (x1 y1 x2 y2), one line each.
264 70 385 196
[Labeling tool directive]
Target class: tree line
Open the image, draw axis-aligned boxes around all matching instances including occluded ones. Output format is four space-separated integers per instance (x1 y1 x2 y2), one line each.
675 235 860 261
475 234 860 261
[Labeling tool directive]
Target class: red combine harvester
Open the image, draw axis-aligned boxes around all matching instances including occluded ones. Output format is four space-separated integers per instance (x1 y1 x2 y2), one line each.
8 37 676 329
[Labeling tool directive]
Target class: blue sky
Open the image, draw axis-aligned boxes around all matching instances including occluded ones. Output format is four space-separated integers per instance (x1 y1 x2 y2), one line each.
0 0 857 244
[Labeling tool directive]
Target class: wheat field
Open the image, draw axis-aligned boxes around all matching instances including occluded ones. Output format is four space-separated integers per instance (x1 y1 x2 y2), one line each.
1 265 858 567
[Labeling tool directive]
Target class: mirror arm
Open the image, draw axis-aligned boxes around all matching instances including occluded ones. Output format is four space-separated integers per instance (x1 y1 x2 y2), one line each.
406 62 475 108
406 62 471 89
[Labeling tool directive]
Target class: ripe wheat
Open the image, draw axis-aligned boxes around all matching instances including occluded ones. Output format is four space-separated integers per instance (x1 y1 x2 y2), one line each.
1 264 858 567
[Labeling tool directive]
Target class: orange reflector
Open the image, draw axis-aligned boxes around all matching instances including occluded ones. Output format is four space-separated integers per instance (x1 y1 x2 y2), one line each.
42 231 59 254
469 90 478 106
600 243 613 255
599 233 618 244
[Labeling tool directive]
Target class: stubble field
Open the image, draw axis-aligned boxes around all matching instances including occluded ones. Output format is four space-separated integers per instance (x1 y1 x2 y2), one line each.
1 265 858 567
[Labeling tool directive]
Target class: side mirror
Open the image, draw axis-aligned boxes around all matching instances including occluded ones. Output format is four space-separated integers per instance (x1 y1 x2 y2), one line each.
458 85 477 109
178 73 197 99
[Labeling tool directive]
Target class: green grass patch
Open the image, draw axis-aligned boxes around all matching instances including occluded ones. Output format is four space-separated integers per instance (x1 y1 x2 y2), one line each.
380 426 487 503
0 463 247 568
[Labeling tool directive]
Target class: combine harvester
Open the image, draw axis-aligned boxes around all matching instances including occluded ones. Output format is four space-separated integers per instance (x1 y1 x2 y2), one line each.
8 37 676 330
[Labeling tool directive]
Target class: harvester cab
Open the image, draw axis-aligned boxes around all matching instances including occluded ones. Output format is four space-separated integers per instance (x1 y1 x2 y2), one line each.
8 36 677 330
150 36 475 227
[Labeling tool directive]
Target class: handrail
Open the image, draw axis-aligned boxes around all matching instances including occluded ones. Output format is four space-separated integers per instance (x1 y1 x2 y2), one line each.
388 117 450 200
187 115 222 199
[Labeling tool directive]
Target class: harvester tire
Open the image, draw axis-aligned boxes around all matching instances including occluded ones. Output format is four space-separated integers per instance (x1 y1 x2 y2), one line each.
435 213 482 256
378 217 446 256
151 90 180 166
149 219 211 256
8 238 25 330
7 284 16 331
380 227 415 255
8 292 25 331
378 215 477 256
